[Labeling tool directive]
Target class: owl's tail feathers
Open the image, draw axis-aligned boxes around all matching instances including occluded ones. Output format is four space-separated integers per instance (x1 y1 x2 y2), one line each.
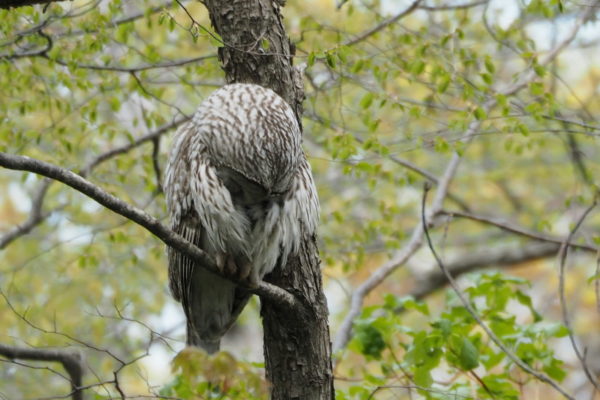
186 324 220 354
184 269 251 355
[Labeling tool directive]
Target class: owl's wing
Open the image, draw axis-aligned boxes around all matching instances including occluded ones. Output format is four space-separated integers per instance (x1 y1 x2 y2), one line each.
167 220 250 352
165 122 255 352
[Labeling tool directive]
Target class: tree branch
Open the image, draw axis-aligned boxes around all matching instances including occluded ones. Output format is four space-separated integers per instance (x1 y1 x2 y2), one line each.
46 53 216 73
333 116 486 355
0 0 66 9
440 209 599 253
331 0 598 355
418 0 488 11
0 152 299 311
79 116 190 176
557 201 600 390
0 343 84 400
410 241 561 301
420 184 576 400
344 0 424 46
55 2 174 38
0 179 52 250
0 30 52 60
0 117 189 249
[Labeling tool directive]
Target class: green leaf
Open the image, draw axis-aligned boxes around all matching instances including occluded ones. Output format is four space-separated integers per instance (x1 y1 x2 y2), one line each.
484 56 495 73
479 375 519 399
360 92 374 109
481 72 493 85
307 52 316 67
517 122 529 136
543 358 567 381
337 45 350 63
588 272 600 284
410 60 425 75
534 64 546 77
530 81 545 96
456 336 479 370
473 107 486 120
354 323 386 359
326 52 336 68
413 366 433 387
437 75 451 93
515 290 542 322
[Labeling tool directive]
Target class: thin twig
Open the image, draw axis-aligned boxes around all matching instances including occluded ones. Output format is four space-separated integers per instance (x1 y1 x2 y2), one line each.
80 116 189 176
44 53 216 73
0 179 52 249
0 30 53 60
344 0 424 46
596 254 600 316
151 137 163 193
55 2 174 38
418 0 488 11
557 201 599 390
440 209 599 253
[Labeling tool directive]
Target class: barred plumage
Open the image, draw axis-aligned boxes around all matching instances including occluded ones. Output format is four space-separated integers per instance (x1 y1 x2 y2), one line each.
164 83 319 353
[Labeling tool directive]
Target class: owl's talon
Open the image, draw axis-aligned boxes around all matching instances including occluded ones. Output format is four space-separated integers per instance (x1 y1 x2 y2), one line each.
216 254 253 285
238 261 252 281
215 253 227 272
225 257 238 275
246 271 260 289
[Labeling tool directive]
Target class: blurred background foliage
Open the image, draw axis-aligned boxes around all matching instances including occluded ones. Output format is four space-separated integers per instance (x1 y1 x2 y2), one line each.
1 0 600 398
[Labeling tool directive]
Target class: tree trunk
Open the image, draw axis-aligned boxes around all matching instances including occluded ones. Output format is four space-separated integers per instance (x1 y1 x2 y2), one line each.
202 1 333 399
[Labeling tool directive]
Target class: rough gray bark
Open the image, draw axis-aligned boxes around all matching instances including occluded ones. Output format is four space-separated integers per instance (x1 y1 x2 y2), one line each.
201 1 333 398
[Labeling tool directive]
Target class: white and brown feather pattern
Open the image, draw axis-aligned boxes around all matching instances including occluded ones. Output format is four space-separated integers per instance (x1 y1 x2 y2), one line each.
164 84 319 353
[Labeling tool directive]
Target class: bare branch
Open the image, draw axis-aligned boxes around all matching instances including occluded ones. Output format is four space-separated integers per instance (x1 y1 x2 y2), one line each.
0 152 299 311
306 111 471 211
344 0 424 46
439 209 600 253
55 3 174 38
418 0 488 11
0 30 52 60
45 53 216 73
80 116 189 177
0 179 53 250
596 255 600 316
151 137 163 193
0 343 84 400
410 241 561 301
557 202 600 390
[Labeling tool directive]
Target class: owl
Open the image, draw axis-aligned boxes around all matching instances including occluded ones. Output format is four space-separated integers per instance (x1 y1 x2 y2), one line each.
164 83 319 353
